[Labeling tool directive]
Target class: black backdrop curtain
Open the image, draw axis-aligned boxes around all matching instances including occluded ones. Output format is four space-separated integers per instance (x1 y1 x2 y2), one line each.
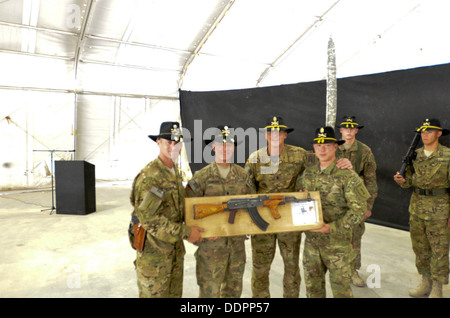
180 63 450 231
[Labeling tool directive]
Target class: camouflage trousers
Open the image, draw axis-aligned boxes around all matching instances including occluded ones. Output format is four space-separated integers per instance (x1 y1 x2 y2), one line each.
195 236 246 298
351 221 365 272
251 232 301 298
303 233 353 298
409 214 449 284
135 239 185 298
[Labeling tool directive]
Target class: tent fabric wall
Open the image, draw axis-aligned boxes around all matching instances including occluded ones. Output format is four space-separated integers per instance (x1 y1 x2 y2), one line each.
75 95 180 181
180 63 450 230
0 89 180 190
0 89 75 190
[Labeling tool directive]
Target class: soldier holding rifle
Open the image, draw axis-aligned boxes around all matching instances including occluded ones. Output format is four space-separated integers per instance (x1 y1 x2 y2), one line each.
394 118 450 298
186 125 255 298
245 116 353 298
245 116 307 298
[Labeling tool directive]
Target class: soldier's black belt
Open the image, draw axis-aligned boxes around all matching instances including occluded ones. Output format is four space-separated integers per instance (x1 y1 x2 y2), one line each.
413 187 449 196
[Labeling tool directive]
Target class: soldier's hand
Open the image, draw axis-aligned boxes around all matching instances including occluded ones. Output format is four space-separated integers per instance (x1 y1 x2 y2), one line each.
336 158 353 170
310 223 330 234
393 172 406 184
364 209 372 219
188 226 205 243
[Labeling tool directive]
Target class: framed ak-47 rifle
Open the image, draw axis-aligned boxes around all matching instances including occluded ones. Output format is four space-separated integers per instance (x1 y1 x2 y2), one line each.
185 191 323 238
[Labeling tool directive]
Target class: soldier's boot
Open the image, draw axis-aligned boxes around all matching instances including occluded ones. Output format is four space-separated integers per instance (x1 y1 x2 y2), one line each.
409 275 432 297
351 271 366 287
429 281 443 298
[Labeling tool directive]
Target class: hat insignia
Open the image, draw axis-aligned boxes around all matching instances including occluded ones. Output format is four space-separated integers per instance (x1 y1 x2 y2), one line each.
318 127 326 138
271 116 280 131
222 126 230 136
171 124 181 142
416 118 444 133
341 116 358 128
221 126 231 143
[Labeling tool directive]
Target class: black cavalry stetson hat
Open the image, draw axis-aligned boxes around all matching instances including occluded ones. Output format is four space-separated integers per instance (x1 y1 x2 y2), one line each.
205 125 240 146
264 115 294 133
148 121 184 142
338 115 364 129
313 126 345 145
416 118 449 136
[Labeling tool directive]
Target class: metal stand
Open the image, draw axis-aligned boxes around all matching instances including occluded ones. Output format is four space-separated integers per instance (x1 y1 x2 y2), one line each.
33 149 75 214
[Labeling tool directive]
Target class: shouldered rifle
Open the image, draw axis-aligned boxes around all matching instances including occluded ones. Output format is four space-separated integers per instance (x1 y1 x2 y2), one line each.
399 132 421 177
193 195 310 231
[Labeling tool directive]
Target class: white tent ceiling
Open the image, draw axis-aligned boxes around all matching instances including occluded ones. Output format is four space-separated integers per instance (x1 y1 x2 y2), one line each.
1 0 450 189
1 0 449 94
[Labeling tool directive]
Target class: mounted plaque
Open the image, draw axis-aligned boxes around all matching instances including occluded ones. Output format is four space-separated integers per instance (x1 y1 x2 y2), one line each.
185 191 323 238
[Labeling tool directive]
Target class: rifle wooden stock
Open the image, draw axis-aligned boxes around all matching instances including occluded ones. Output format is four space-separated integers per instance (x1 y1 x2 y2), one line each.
263 195 285 219
194 203 228 219
263 200 282 219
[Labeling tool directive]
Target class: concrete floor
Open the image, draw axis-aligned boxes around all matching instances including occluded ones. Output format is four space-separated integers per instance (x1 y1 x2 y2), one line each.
0 182 448 298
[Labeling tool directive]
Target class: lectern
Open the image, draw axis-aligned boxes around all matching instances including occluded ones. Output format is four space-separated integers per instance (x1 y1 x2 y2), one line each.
55 160 96 215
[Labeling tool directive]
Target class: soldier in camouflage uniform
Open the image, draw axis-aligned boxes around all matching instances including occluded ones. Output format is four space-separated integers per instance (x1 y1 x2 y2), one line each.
394 118 449 298
245 116 307 298
129 122 204 298
186 125 255 298
245 116 353 298
337 116 378 287
295 127 370 298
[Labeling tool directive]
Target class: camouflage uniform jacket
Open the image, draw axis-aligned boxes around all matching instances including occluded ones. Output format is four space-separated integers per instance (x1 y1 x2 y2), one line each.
245 144 307 193
186 162 255 198
337 140 378 210
130 157 191 250
295 160 370 239
400 144 450 221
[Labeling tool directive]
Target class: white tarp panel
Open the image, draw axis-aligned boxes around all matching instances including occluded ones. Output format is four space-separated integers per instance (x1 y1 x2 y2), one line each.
182 0 450 90
261 0 450 86
0 52 74 90
77 62 180 98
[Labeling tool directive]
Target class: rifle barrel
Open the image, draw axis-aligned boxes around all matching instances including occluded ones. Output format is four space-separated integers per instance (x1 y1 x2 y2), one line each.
398 132 421 177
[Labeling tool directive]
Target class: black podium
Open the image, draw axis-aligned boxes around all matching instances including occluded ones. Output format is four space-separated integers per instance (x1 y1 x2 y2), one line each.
55 160 96 215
